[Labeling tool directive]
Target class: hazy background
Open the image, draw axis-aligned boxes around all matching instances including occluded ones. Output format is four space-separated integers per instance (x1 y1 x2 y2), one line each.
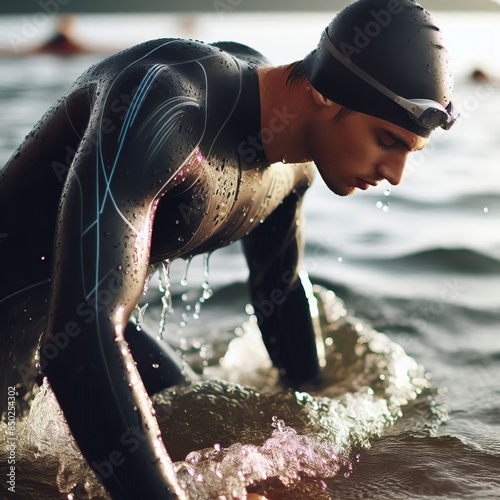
0 0 499 13
1 2 499 499
0 4 500 77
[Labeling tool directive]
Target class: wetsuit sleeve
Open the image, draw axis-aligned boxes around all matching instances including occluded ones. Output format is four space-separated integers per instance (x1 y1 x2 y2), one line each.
241 192 321 387
40 68 202 500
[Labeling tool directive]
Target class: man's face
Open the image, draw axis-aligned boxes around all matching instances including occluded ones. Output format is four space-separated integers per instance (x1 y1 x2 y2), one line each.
306 110 429 196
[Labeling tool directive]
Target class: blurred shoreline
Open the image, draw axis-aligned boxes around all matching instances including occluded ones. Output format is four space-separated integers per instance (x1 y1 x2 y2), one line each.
1 10 499 80
0 0 499 13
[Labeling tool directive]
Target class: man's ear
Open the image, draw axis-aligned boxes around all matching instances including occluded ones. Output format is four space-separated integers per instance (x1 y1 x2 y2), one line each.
309 86 335 108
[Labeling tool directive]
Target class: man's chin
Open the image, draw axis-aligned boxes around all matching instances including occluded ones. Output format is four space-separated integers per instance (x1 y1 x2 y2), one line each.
330 184 356 197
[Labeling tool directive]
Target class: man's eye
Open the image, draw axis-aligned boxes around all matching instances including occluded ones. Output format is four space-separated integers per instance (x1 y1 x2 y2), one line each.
378 137 394 150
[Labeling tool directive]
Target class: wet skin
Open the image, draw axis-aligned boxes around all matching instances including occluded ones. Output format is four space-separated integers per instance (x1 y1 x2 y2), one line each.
310 112 428 196
299 89 429 197
0 39 319 499
0 38 428 499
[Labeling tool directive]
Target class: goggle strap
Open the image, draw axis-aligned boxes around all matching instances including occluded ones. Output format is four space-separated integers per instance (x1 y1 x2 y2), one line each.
321 30 403 107
320 30 455 130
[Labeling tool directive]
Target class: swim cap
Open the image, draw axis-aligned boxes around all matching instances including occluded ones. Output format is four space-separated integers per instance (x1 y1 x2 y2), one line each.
303 0 455 137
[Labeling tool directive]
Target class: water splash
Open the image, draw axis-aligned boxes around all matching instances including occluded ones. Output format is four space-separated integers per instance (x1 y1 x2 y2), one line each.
173 413 345 499
158 260 173 340
271 415 286 432
1 286 442 500
162 288 435 498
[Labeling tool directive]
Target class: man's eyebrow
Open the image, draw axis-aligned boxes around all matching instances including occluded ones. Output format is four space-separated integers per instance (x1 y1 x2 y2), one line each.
384 130 423 152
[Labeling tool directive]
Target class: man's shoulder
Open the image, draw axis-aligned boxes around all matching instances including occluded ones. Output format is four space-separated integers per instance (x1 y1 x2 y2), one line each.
79 38 268 97
210 41 271 67
95 38 269 72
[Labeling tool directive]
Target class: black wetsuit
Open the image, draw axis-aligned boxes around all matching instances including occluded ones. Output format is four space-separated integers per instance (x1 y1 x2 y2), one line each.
0 39 320 499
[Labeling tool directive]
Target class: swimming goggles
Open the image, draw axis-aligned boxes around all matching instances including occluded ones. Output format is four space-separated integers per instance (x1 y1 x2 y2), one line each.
320 30 458 130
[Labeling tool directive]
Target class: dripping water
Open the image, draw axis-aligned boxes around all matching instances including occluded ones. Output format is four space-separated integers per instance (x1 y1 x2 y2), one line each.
143 274 151 295
376 185 392 212
178 254 213 330
131 303 149 331
158 260 173 340
201 252 213 301
181 256 193 287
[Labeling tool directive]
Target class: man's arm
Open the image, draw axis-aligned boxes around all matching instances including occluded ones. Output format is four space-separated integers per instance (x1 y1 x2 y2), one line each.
41 66 203 499
241 192 322 387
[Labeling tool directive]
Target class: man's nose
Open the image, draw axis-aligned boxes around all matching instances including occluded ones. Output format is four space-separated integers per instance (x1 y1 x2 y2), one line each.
376 155 407 186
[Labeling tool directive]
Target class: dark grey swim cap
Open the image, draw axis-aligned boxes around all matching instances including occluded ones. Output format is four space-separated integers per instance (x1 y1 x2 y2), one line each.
303 0 455 137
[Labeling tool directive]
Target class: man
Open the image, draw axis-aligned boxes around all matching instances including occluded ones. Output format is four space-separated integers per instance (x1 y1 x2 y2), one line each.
0 0 457 498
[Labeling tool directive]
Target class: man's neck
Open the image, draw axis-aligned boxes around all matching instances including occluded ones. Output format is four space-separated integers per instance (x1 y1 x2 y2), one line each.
258 65 311 164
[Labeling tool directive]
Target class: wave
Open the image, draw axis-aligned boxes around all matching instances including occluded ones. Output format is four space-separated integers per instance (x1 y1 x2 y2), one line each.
326 433 500 500
361 191 500 211
361 247 500 274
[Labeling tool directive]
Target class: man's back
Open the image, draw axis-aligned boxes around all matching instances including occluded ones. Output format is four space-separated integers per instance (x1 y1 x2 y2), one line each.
0 38 319 498
0 38 314 296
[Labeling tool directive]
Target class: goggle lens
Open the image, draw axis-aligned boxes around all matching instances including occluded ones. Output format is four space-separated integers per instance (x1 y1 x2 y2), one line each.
418 107 448 129
408 100 458 130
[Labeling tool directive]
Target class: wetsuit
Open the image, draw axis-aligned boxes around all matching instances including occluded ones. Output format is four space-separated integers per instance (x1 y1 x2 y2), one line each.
0 39 320 499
